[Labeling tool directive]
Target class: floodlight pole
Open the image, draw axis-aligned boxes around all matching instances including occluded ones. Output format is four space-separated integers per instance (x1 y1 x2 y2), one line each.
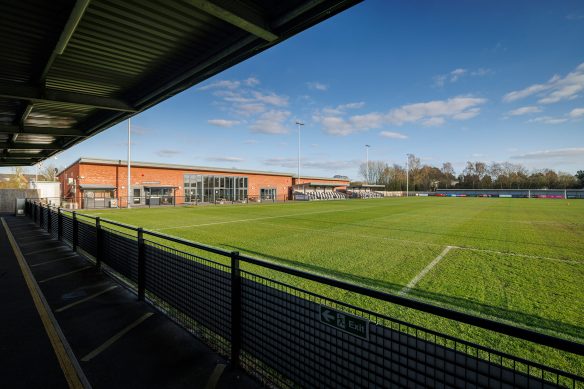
406 154 409 197
296 121 304 184
365 145 370 184
127 118 131 209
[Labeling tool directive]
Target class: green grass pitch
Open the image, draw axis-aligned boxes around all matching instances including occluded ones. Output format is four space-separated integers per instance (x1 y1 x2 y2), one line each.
85 197 584 376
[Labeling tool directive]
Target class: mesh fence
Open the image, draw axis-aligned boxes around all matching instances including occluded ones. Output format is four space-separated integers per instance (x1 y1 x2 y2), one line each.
41 207 49 231
61 213 74 246
23 201 584 389
101 226 139 286
239 271 580 389
50 209 59 240
77 221 97 258
143 240 232 356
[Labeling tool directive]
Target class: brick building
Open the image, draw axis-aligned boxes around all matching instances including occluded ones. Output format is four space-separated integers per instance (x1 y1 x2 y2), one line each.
58 158 350 208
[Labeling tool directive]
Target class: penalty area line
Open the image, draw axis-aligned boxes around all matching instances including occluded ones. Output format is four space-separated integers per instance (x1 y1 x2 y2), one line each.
400 246 455 295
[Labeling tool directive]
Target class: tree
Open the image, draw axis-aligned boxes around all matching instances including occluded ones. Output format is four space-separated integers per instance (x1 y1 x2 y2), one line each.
576 170 584 188
440 162 456 188
39 163 59 181
407 154 421 190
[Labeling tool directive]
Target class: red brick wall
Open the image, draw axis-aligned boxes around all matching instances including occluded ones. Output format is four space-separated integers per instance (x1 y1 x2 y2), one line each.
58 161 350 205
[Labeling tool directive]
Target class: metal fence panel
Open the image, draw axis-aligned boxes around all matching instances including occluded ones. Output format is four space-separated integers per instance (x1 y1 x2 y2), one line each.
41 207 49 230
101 227 138 285
77 221 97 258
143 241 232 355
50 209 58 240
240 273 576 389
62 214 73 246
21 201 584 389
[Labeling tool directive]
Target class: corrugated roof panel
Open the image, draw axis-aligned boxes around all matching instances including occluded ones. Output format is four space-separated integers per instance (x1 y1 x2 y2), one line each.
0 0 361 166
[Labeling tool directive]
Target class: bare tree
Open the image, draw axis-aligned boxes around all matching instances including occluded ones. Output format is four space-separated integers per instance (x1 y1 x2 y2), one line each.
39 163 59 181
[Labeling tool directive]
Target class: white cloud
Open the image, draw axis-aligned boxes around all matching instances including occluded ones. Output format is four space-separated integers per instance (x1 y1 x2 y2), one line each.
386 97 487 125
566 12 584 20
503 62 584 104
207 119 241 127
511 148 584 160
206 156 244 162
262 157 357 171
250 110 291 134
307 82 328 91
528 116 569 124
337 102 365 110
243 139 258 144
422 117 446 126
507 106 542 116
199 80 240 91
315 96 486 136
156 149 181 157
321 102 364 116
243 77 260 86
236 103 266 116
252 91 288 106
434 68 491 87
379 131 408 139
569 107 584 118
471 68 493 76
450 68 467 82
433 75 447 87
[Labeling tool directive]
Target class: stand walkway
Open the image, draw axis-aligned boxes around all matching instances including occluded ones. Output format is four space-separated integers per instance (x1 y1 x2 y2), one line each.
0 214 259 389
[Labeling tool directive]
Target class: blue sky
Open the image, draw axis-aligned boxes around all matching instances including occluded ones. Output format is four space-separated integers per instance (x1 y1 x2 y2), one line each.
29 0 584 179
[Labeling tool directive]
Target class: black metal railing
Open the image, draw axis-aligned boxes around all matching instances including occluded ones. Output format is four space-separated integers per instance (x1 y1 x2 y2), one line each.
24 200 584 388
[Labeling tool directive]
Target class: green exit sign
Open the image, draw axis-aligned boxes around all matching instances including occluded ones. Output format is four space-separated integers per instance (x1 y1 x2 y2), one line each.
319 306 369 340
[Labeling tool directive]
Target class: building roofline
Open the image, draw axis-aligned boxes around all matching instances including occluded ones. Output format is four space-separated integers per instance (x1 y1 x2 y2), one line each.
58 157 349 182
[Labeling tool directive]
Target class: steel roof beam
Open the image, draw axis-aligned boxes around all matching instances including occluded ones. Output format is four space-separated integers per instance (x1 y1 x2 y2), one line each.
0 158 43 165
0 124 87 137
19 0 92 129
187 0 278 42
0 82 137 112
0 143 64 151
1 152 52 158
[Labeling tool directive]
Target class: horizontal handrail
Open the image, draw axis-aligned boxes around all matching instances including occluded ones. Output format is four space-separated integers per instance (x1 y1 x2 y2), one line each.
28 200 584 357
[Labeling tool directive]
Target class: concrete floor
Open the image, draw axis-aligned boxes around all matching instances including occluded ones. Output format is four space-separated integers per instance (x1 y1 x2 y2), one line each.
0 214 260 389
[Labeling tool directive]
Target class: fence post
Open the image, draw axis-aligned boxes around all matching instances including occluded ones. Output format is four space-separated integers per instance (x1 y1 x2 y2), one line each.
230 251 242 367
95 217 102 269
137 228 145 301
57 208 63 241
47 206 52 234
39 203 44 229
72 211 78 252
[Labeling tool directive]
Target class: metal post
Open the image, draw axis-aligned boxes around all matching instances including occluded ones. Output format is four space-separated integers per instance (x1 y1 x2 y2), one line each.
72 211 78 252
137 228 145 301
296 121 304 184
58 208 63 241
47 205 52 235
230 251 242 367
406 155 409 197
95 217 102 269
127 117 132 209
365 144 370 184
40 203 44 229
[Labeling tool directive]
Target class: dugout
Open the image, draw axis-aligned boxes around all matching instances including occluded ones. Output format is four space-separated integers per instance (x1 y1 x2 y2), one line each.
292 182 348 201
347 184 385 198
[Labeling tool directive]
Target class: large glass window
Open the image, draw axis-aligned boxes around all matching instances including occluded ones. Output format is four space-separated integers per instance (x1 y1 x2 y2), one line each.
184 174 248 202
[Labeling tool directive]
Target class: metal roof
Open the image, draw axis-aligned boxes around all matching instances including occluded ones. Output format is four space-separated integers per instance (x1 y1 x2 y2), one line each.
79 184 116 190
293 182 346 187
60 157 351 181
0 0 361 167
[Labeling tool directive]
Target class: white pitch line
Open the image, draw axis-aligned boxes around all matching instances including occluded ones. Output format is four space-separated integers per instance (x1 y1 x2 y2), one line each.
252 219 584 265
455 246 582 264
152 205 380 231
400 246 455 295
